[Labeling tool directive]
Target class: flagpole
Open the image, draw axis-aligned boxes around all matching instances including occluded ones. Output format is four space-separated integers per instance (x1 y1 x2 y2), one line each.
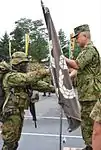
59 104 63 150
41 2 81 150
41 1 63 149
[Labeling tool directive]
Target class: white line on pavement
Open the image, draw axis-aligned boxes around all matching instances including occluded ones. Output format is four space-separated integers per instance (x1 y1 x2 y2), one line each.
63 148 82 150
21 132 82 139
24 116 67 120
0 130 82 139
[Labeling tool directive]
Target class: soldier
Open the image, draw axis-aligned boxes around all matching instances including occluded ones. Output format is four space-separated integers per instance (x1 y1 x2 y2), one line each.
65 24 101 150
90 100 101 150
1 51 52 150
42 92 51 96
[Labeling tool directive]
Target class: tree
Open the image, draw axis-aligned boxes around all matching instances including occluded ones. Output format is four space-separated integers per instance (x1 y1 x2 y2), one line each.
58 29 67 48
58 29 69 57
31 36 48 62
10 18 49 62
30 20 49 62
0 32 10 61
72 41 81 59
10 26 25 53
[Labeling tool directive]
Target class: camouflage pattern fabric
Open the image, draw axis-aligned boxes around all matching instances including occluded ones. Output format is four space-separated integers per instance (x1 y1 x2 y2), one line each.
73 24 90 37
75 42 101 145
2 114 23 150
90 99 101 122
27 61 53 92
11 51 28 65
0 61 11 73
80 101 96 145
76 42 101 101
1 62 53 149
27 61 45 72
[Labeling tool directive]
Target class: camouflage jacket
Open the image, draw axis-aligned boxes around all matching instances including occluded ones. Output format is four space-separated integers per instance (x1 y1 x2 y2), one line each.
90 100 101 122
2 69 52 113
76 42 101 101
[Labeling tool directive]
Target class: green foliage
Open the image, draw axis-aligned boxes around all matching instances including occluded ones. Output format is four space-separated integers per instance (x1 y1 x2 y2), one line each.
58 29 67 48
0 18 70 63
58 29 69 57
0 32 9 61
72 41 81 59
62 43 70 58
10 26 25 53
29 19 49 62
31 37 48 63
10 18 49 62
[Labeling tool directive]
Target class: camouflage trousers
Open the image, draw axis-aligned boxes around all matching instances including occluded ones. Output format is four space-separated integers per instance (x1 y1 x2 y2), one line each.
1 113 24 150
80 101 96 145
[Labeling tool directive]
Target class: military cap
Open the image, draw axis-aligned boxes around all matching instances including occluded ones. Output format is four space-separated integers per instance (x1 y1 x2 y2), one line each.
11 51 29 65
72 24 90 38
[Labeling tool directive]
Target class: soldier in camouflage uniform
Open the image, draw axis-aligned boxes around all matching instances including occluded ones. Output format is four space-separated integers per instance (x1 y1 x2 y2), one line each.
65 24 101 150
1 51 52 150
90 100 101 150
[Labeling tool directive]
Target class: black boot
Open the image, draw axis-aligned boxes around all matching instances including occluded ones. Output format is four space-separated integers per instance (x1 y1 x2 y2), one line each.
43 92 46 96
48 92 51 97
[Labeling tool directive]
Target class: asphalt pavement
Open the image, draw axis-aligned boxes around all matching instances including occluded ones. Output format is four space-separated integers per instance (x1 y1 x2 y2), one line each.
0 93 85 150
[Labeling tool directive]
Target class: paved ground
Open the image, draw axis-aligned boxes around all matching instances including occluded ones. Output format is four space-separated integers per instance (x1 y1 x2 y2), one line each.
0 93 85 150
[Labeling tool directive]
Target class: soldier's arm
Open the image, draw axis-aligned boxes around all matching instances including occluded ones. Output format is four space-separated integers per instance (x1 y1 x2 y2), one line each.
30 74 54 92
31 80 55 93
4 72 27 87
5 69 50 87
75 47 96 70
65 47 96 70
27 69 50 83
69 69 77 78
65 57 79 69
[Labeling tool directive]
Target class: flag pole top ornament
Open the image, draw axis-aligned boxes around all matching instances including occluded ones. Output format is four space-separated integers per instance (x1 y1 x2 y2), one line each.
41 0 49 13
